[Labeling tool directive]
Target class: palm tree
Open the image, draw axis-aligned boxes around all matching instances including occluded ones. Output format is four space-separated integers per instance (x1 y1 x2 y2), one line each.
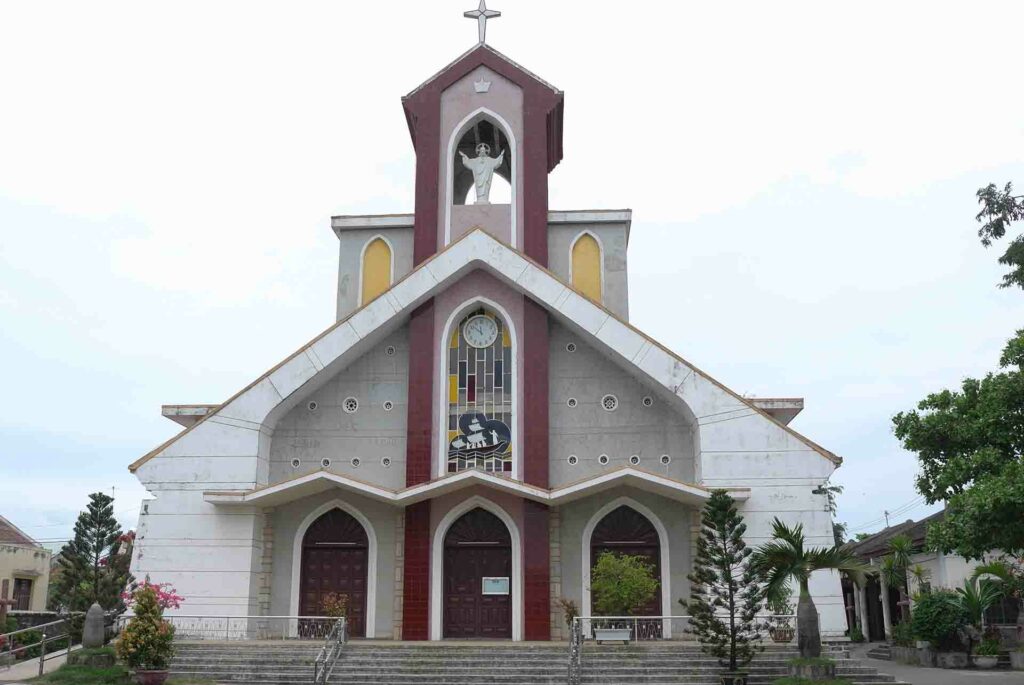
753 518 868 658
972 559 1023 633
883 534 914 621
951 577 1003 664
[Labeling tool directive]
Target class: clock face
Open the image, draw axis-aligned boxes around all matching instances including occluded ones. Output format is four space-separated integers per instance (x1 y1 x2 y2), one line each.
463 315 498 348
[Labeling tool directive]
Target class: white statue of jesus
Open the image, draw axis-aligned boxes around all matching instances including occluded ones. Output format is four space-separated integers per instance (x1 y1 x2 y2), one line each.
459 142 505 204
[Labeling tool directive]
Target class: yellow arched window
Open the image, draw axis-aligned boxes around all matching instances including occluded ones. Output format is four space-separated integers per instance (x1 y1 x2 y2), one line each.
571 233 602 303
360 237 392 306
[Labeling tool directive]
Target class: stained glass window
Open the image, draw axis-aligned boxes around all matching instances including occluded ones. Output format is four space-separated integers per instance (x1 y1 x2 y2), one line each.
446 308 513 473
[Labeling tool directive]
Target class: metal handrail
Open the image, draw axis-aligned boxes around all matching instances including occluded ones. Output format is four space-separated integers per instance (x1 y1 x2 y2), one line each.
0 615 80 677
312 617 347 685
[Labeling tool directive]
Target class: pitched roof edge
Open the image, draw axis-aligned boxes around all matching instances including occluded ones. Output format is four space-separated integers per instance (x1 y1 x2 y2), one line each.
130 228 842 473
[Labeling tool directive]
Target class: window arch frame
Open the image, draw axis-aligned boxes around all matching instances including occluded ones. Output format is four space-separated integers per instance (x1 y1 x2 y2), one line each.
444 107 518 248
569 230 605 304
357 234 396 307
436 296 519 480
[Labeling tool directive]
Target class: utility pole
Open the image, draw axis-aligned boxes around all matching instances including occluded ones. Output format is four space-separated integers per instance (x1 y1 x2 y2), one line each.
884 510 890 528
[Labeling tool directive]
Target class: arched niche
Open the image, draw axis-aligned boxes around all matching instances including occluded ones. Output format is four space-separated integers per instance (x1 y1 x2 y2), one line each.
359 236 394 306
570 231 603 303
453 116 513 205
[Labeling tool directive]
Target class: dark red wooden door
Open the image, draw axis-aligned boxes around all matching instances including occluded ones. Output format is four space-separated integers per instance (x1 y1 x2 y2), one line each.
300 508 368 637
443 508 512 639
590 505 661 617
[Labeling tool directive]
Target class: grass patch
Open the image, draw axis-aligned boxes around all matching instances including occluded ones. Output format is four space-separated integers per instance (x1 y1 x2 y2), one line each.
772 679 853 685
31 663 213 685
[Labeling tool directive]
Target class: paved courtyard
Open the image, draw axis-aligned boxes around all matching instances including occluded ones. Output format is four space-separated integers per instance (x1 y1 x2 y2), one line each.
854 645 1024 685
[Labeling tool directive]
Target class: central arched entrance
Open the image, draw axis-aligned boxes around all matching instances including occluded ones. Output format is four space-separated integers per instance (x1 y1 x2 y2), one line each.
299 508 369 637
590 505 662 636
443 507 512 639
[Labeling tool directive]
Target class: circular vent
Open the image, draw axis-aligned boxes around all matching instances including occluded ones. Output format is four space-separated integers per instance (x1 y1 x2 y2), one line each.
351 457 361 468
291 458 301 468
383 400 394 412
381 457 392 468
567 455 579 466
567 398 578 408
385 345 396 356
566 342 577 353
321 458 331 468
601 394 619 412
343 397 359 413
629 455 640 466
660 454 671 465
598 454 610 466
307 401 318 412
642 396 654 408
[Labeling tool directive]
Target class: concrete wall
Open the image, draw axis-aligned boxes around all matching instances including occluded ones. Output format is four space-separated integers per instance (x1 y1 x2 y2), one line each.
556 486 694 623
0 543 50 611
549 322 695 488
268 489 399 639
336 227 414 321
268 327 409 489
547 222 629 320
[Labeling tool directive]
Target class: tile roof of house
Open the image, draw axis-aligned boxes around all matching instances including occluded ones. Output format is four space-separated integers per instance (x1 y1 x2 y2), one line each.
845 509 945 559
0 514 39 547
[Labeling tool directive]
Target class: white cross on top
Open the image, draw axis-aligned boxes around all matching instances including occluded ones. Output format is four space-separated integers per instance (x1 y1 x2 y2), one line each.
464 0 501 45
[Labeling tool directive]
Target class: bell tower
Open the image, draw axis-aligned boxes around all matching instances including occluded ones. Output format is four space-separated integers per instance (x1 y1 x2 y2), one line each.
401 13 563 266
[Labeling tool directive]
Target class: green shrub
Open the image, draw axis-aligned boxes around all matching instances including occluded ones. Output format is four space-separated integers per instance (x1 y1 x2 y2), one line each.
591 551 659 616
848 625 865 643
16 628 43 659
891 620 914 647
911 589 967 650
976 638 1000 656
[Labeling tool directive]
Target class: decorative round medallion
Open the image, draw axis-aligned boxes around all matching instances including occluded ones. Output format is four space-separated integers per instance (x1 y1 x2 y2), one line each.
343 397 358 413
463 314 498 348
601 394 619 412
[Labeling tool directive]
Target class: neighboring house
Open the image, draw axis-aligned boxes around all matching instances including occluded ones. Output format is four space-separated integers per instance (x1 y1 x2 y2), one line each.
0 515 51 613
844 510 1018 641
127 39 851 642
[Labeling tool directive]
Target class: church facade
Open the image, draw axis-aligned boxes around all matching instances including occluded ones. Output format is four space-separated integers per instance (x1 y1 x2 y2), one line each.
128 40 846 642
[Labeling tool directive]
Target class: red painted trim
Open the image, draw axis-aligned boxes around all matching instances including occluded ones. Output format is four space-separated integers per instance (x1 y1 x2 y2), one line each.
523 500 551 641
402 46 563 267
405 299 435 486
523 297 549 488
401 501 431 640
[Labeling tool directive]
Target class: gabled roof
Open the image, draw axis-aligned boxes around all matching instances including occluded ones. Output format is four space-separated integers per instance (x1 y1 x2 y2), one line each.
846 509 945 559
405 43 560 100
204 466 746 509
0 514 39 547
130 228 841 475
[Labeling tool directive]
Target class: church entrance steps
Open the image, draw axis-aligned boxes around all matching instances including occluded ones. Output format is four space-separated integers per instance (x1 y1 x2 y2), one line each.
168 641 908 685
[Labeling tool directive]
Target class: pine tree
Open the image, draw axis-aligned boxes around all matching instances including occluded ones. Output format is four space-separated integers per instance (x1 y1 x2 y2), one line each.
685 490 765 673
51 492 134 612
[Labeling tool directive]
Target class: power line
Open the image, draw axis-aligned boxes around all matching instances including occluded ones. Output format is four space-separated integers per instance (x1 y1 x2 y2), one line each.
848 495 925 532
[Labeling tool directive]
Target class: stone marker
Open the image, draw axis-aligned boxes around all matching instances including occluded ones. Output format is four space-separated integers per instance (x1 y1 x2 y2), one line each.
82 603 105 648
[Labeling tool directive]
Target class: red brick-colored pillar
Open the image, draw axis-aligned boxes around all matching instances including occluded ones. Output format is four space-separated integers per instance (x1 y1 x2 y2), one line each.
402 299 434 640
522 298 551 639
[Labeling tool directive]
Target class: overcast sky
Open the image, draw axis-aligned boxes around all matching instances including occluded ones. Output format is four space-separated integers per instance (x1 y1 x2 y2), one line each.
1 1 1022 549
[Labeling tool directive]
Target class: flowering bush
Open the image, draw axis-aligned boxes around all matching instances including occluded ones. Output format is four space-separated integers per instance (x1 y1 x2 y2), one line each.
122 578 184 611
116 584 175 671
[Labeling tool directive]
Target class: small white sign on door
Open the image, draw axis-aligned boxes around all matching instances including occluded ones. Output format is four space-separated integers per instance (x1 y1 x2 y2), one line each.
481 576 510 595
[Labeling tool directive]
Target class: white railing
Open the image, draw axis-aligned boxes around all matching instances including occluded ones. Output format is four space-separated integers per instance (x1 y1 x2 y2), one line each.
114 615 340 641
313 617 348 685
567 614 799 685
0 617 77 676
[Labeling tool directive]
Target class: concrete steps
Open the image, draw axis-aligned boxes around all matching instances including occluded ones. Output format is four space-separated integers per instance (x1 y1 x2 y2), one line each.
168 641 909 685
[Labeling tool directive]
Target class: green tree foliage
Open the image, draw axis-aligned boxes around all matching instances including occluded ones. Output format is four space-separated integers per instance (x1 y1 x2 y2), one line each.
892 330 1024 558
975 182 1024 289
752 518 866 658
51 493 134 613
685 490 765 672
115 585 174 671
590 552 659 616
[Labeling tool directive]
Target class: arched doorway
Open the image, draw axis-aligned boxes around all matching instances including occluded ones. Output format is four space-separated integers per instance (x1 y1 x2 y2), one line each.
590 505 661 627
443 507 512 638
299 508 369 637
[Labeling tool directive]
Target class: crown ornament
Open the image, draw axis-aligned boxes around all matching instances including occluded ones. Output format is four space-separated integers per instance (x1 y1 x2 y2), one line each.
474 78 492 94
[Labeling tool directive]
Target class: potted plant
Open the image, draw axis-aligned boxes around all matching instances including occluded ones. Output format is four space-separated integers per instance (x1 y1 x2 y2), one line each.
911 589 968 668
972 557 1024 670
752 517 867 661
686 491 766 685
975 636 1000 669
590 551 658 643
115 584 175 685
765 587 795 644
